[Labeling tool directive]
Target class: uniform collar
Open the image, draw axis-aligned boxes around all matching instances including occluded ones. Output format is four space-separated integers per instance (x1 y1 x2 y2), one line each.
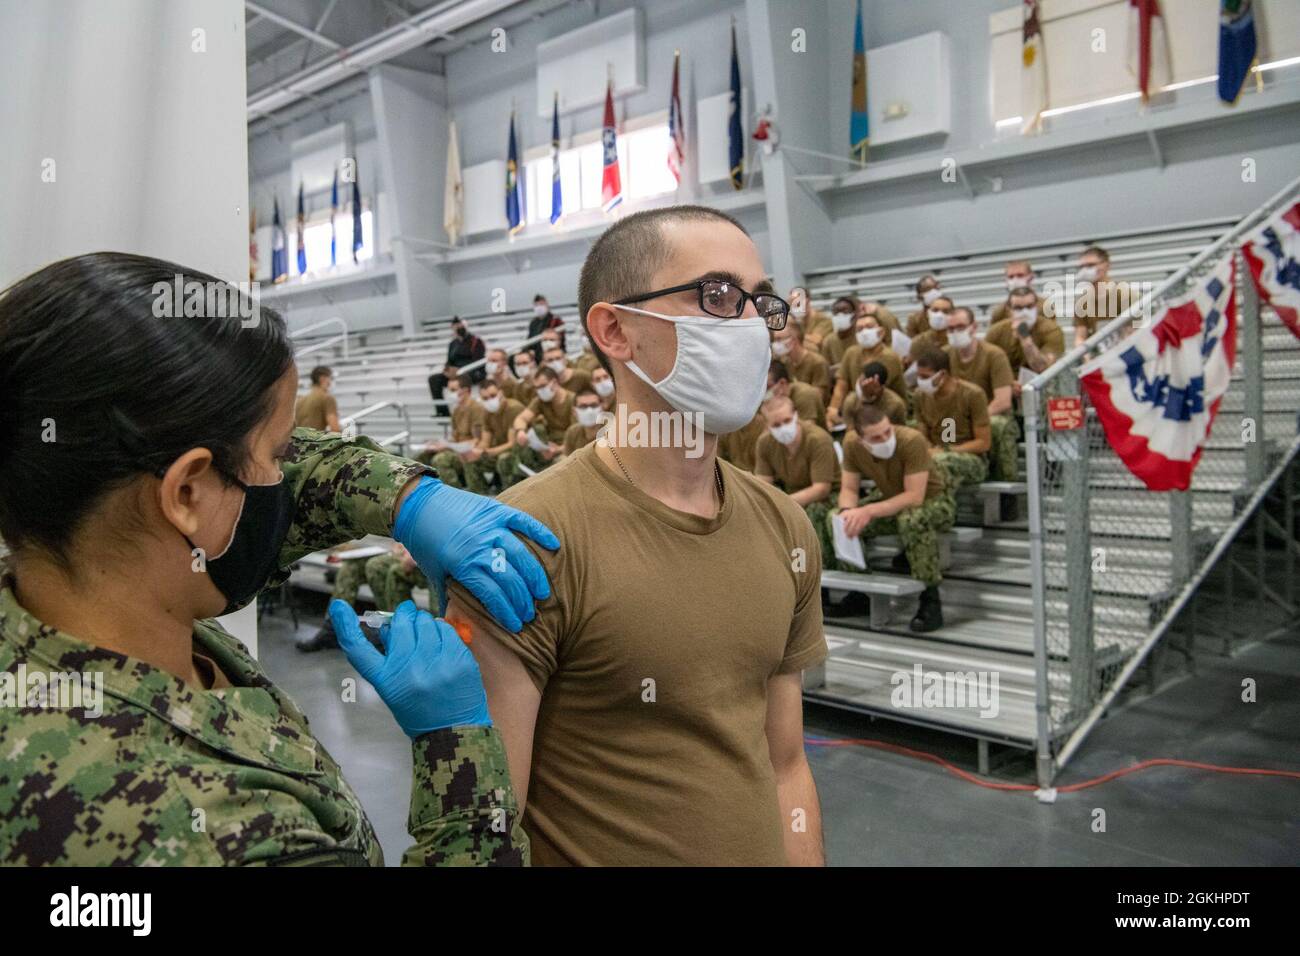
0 569 321 776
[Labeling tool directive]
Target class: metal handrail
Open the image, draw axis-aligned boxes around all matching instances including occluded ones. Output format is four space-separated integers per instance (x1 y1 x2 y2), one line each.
340 400 412 441
292 317 350 361
1027 171 1300 392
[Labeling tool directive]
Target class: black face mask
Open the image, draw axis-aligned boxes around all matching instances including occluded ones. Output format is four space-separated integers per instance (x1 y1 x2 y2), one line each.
161 467 296 616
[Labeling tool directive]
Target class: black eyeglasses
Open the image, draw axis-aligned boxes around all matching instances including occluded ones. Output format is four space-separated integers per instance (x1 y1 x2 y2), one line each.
616 279 789 331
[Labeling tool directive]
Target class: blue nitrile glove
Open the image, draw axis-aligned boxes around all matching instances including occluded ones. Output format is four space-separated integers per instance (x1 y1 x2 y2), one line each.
393 476 560 633
330 599 490 735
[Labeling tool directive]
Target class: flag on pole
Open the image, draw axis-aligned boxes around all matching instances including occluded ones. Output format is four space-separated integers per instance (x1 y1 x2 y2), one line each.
728 23 744 190
351 168 362 263
668 50 685 185
1127 0 1172 103
444 120 463 245
1241 201 1300 341
296 182 307 275
1217 0 1258 105
506 111 525 234
248 204 258 282
550 93 563 225
330 169 338 266
601 80 622 212
1020 0 1048 134
850 0 869 163
271 197 287 284
1079 257 1236 491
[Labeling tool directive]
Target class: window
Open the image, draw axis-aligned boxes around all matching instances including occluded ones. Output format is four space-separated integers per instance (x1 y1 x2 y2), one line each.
523 120 676 227
291 208 374 277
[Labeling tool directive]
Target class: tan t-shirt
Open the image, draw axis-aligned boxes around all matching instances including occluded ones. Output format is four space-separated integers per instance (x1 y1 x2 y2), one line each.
561 422 600 456
526 390 577 442
574 351 602 373
905 307 930 338
819 328 858 366
908 328 949 360
836 343 907 402
448 444 827 866
481 398 525 449
985 316 1066 378
843 426 946 502
915 378 990 447
801 309 834 346
1073 280 1135 338
754 422 838 493
294 388 338 431
785 348 831 400
787 380 828 430
945 341 1013 403
718 412 766 473
449 399 484 442
841 386 908 426
558 367 592 393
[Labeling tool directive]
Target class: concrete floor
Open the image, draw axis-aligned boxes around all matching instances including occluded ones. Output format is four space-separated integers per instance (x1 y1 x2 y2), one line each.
256 596 1299 866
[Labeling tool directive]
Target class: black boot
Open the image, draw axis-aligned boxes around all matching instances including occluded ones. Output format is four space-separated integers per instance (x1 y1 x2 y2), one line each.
890 551 912 575
909 586 943 633
296 617 340 652
824 591 871 619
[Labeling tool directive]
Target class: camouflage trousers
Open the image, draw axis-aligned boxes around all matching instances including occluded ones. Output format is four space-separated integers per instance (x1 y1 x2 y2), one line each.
989 414 1020 482
934 450 988 493
826 492 957 586
428 450 497 495
332 553 435 612
496 428 556 488
807 500 835 574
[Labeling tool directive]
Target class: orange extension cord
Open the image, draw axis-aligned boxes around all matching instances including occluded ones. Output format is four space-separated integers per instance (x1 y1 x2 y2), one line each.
803 736 1300 793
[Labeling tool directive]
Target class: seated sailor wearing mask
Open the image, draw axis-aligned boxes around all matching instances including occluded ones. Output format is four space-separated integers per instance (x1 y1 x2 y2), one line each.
754 395 838 572
943 306 1018 481
827 310 906 428
912 347 991 494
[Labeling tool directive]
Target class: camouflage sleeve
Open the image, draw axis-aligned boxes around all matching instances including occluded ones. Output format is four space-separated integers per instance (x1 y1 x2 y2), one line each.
402 725 528 866
276 427 433 568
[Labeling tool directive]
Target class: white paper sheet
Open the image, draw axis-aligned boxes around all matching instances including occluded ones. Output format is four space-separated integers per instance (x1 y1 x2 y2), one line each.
831 513 866 570
446 440 475 454
903 362 919 387
1018 366 1037 386
891 328 911 357
526 430 551 452
332 546 388 561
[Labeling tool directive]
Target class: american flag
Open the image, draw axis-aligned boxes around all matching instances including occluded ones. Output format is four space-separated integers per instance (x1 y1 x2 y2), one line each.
668 50 685 185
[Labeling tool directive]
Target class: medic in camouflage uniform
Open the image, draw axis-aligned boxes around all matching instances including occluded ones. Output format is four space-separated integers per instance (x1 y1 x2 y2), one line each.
0 431 525 865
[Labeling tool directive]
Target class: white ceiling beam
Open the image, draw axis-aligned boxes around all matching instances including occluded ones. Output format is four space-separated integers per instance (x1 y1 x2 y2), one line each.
245 1 343 51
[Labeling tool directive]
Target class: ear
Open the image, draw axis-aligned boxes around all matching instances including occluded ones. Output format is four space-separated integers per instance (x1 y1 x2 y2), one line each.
585 302 634 367
157 448 218 540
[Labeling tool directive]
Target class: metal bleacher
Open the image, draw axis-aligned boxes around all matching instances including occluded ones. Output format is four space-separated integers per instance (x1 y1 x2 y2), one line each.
803 216 1239 326
290 302 585 453
801 212 1297 778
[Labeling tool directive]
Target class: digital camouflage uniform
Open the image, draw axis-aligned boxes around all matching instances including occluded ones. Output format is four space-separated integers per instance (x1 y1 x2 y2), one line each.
429 449 492 495
933 450 989 494
364 552 437 613
828 490 957 586
988 415 1020 482
0 428 525 866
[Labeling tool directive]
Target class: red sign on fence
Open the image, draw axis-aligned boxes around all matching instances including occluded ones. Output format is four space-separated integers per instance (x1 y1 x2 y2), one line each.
1047 396 1084 431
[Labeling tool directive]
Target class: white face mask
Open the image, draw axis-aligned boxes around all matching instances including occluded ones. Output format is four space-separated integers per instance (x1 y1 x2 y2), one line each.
614 304 771 435
770 417 799 446
922 288 942 306
515 364 534 379
482 396 501 414
948 329 973 349
1006 275 1031 290
771 339 792 358
1075 265 1100 283
928 310 948 331
868 432 897 459
1012 307 1036 323
915 373 941 395
533 304 548 317
444 390 461 410
577 406 603 428
536 385 556 402
593 378 615 397
831 310 854 332
547 359 567 374
485 360 500 377
856 327 881 349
